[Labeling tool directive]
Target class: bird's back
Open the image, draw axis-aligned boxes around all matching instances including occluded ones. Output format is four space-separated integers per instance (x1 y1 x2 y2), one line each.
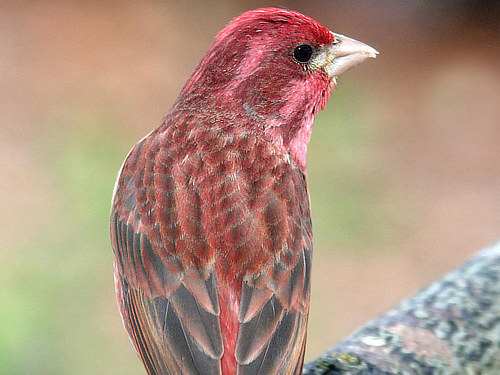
111 112 313 374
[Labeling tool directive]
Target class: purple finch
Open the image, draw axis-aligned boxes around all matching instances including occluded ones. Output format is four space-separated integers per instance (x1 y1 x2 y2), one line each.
111 7 377 375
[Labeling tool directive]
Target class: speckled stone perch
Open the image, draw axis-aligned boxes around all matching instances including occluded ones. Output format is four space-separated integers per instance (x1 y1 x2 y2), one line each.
304 241 500 375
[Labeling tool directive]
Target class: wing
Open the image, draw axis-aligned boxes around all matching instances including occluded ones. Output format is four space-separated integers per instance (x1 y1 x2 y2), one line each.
234 160 312 375
236 253 311 375
110 129 223 375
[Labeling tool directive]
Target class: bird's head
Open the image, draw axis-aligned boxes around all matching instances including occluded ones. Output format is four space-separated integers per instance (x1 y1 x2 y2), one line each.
176 8 378 170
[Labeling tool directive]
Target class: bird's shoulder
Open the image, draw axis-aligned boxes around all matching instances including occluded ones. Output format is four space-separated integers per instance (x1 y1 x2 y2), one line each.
111 115 311 279
112 114 307 216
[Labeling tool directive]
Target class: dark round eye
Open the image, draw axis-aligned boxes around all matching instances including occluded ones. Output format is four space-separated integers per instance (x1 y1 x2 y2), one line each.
292 44 314 64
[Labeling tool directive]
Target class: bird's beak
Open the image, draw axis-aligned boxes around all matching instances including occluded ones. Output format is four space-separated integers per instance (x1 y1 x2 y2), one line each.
325 33 378 78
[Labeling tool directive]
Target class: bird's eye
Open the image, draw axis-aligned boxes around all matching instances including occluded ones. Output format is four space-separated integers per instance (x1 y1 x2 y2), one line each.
292 44 314 64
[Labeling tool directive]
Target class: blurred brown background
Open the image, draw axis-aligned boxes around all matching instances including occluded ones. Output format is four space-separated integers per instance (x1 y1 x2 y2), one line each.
1 1 499 374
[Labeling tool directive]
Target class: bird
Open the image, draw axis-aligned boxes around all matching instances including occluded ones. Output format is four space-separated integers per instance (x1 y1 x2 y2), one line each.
110 7 377 375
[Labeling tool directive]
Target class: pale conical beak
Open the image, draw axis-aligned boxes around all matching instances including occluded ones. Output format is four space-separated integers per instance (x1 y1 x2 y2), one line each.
325 33 378 77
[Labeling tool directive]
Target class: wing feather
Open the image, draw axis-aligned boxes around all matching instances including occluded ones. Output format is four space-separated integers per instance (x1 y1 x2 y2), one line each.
114 217 223 375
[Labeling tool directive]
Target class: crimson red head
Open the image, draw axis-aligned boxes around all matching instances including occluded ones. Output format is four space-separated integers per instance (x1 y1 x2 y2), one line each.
177 7 377 170
183 8 335 94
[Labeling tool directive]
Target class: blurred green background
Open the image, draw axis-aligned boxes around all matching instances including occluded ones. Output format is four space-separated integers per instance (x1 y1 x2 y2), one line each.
1 1 499 374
